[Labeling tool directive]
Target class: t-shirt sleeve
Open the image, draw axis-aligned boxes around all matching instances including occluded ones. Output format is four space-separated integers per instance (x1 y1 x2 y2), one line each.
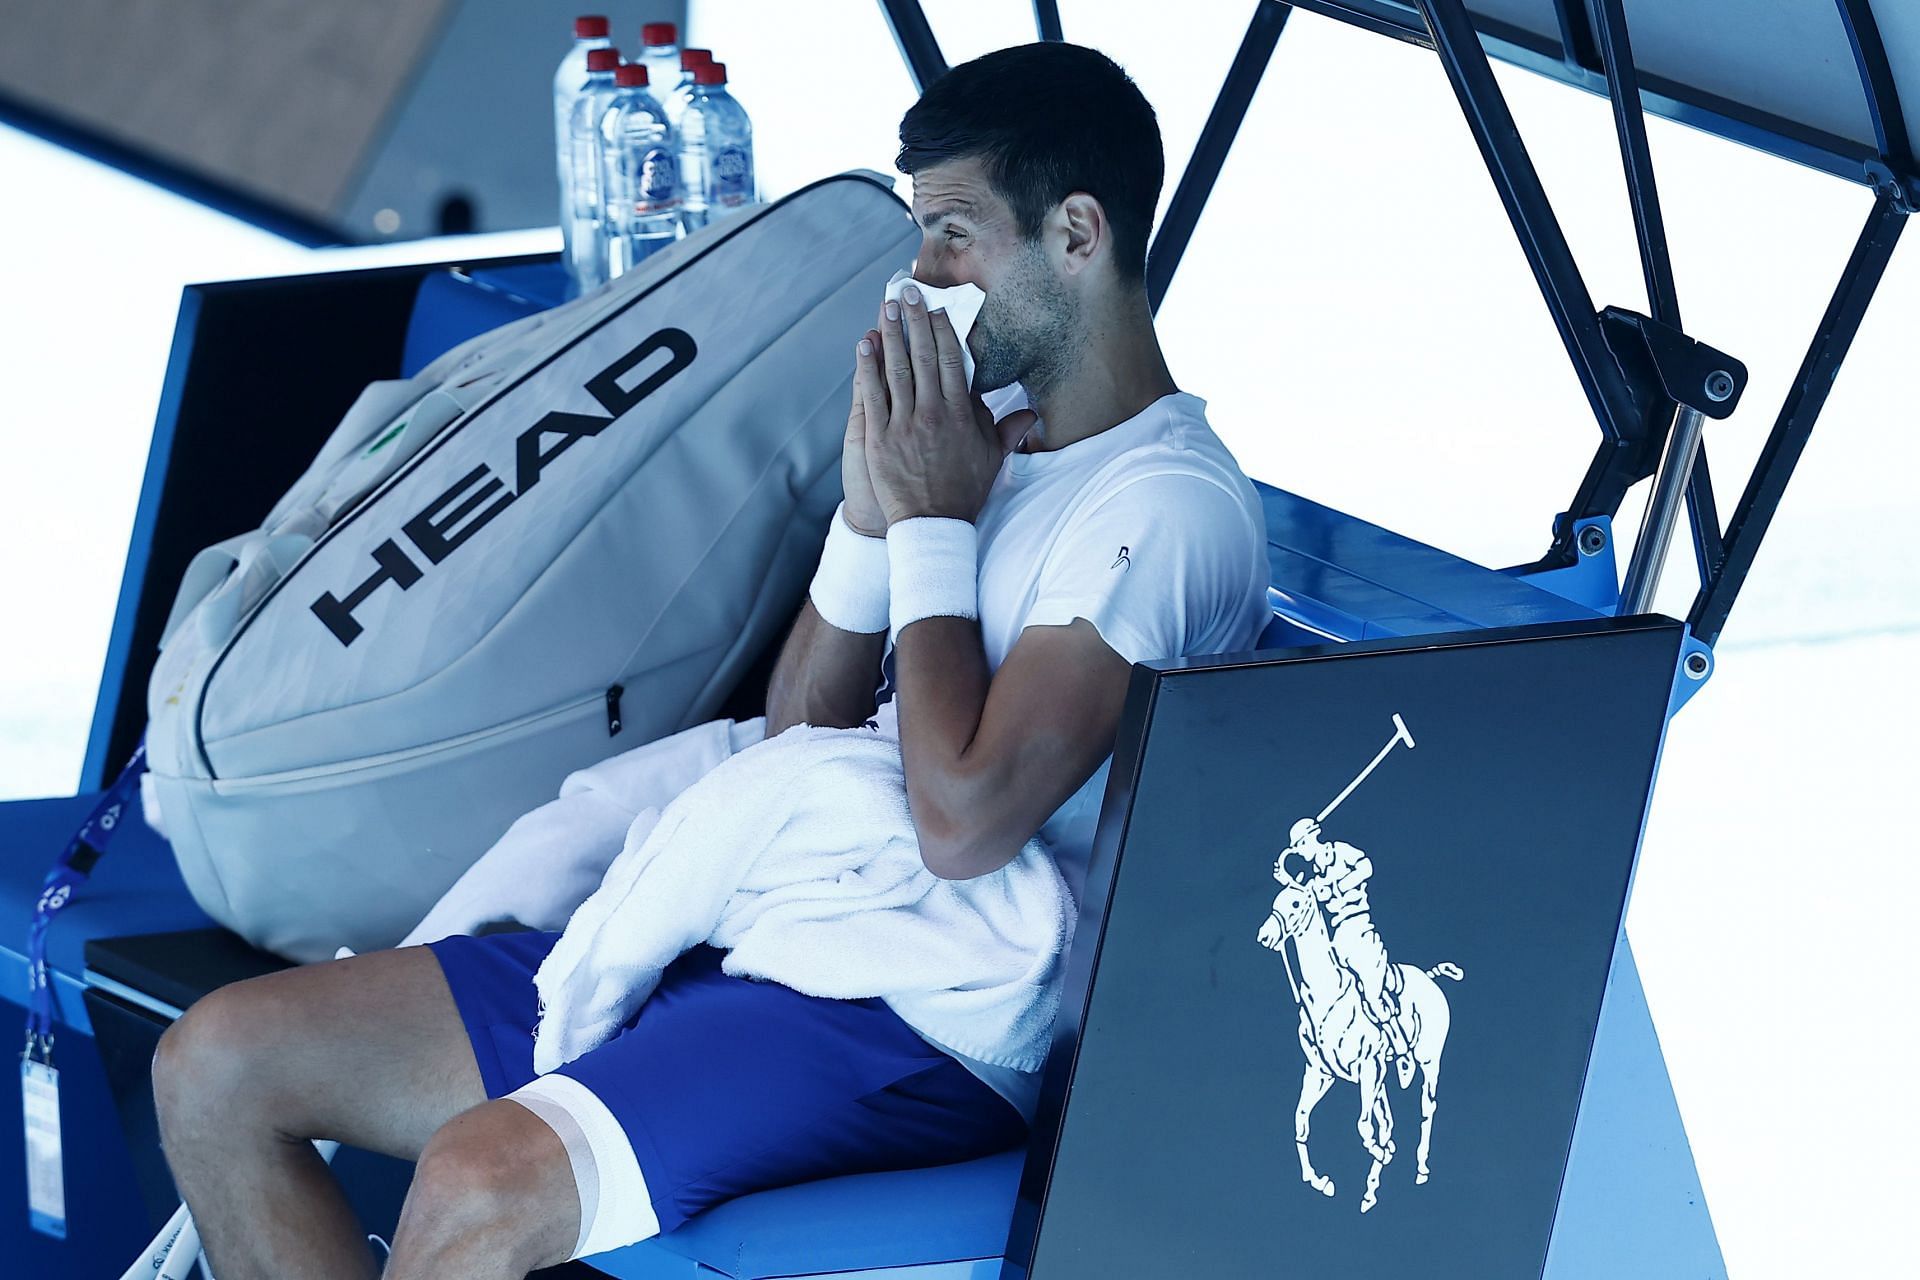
1022 471 1258 666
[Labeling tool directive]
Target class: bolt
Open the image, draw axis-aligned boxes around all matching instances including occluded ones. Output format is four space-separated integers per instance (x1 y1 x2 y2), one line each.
1577 525 1607 556
1704 370 1734 403
1684 651 1710 679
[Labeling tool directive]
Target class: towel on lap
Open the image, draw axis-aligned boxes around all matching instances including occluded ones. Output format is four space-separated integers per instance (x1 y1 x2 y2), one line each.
400 717 765 945
531 723 1074 1075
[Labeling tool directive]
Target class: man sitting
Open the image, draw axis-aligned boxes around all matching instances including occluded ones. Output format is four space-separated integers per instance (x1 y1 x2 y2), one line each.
152 41 1271 1279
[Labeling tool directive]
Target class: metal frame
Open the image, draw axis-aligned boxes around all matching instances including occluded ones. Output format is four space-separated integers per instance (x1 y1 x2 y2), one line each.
876 0 949 94
1033 1 1065 44
1290 1 1920 200
1146 2 1292 311
1837 0 1917 206
871 0 1910 648
1689 193 1906 644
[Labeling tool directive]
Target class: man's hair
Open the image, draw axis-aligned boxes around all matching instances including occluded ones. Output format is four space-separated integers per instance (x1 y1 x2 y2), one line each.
896 43 1164 284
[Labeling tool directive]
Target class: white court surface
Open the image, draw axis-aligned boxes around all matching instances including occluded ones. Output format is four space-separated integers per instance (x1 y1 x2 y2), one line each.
0 3 1915 1273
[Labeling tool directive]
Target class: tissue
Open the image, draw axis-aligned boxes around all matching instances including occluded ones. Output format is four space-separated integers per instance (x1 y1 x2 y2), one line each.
883 269 986 388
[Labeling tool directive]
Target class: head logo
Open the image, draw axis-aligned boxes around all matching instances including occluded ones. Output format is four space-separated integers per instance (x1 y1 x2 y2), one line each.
310 328 697 646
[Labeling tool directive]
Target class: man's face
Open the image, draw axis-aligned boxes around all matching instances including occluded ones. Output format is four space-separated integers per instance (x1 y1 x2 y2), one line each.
908 156 1080 394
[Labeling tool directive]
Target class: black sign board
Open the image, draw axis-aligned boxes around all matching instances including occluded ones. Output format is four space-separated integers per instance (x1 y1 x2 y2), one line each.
1009 616 1684 1279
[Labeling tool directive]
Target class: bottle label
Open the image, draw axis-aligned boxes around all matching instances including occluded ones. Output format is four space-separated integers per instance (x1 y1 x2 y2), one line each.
636 147 683 213
712 145 752 205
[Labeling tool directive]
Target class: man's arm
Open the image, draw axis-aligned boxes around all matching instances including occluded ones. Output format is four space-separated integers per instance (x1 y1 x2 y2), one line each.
856 286 1133 877
764 306 899 735
1332 853 1373 895
763 598 886 734
892 615 1130 878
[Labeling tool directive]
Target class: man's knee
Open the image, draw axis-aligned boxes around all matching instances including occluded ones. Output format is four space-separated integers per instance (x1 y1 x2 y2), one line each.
153 978 289 1131
406 1103 577 1266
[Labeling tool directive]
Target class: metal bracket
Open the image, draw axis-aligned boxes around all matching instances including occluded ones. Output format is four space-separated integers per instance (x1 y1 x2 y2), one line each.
1606 310 1748 419
1509 516 1620 614
1666 631 1714 720
1862 160 1919 215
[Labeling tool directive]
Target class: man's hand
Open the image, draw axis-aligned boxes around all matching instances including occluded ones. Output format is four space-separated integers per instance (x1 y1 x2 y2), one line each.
855 286 1015 526
841 329 888 537
1258 911 1285 950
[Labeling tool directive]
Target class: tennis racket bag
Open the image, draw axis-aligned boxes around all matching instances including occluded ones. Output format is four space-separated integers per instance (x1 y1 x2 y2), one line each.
143 171 918 962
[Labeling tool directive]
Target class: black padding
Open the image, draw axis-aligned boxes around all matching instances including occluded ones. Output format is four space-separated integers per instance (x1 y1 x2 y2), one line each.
85 927 291 1014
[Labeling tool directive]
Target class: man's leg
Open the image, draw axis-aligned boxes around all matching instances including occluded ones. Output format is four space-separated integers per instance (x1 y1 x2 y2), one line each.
382 1097 580 1279
153 944 573 1279
1334 920 1409 1056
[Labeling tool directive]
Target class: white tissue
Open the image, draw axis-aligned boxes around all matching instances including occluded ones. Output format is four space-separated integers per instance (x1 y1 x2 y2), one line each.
884 269 985 389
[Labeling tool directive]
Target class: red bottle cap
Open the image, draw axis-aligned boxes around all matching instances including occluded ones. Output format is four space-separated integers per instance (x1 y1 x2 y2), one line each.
692 62 727 86
641 22 677 46
680 48 713 70
614 63 649 87
586 48 621 73
574 16 610 39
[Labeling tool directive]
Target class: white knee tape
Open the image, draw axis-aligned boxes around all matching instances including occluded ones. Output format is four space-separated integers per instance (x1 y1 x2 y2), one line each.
887 517 979 636
807 503 890 634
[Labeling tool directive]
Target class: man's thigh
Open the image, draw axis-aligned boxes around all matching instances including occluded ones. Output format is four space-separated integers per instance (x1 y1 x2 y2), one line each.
1335 920 1391 989
173 944 488 1161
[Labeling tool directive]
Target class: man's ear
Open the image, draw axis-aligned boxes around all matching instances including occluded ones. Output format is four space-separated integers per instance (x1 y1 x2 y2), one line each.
1057 192 1106 276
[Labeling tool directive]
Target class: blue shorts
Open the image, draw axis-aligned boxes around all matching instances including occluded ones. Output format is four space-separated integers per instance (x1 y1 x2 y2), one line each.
426 931 1026 1257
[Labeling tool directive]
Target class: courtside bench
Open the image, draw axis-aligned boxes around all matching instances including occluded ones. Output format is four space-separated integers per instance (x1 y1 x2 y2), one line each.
0 255 1713 1279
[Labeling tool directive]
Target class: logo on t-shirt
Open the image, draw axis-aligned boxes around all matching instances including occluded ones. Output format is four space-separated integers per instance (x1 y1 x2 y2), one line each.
1110 545 1131 571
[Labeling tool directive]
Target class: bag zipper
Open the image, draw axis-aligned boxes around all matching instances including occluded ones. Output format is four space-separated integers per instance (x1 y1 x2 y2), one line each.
209 687 610 792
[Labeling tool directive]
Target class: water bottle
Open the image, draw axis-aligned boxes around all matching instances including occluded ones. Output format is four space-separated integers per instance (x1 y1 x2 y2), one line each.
565 47 623 294
663 47 713 127
635 22 681 100
554 16 612 270
678 63 756 232
600 64 683 278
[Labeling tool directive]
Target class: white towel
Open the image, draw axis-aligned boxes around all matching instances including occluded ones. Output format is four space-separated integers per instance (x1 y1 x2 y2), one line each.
531 723 1074 1075
400 717 766 946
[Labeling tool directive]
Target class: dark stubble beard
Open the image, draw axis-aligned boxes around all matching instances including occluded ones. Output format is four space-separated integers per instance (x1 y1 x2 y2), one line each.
968 236 1081 400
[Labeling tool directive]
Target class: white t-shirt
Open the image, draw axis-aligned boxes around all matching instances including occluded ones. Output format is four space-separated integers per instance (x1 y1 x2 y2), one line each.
872 382 1271 1119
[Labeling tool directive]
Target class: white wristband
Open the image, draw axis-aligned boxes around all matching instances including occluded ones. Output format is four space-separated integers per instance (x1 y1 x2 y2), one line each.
887 517 979 636
808 503 890 634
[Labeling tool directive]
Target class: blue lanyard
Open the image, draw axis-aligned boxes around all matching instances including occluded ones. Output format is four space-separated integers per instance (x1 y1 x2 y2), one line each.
24 742 148 1066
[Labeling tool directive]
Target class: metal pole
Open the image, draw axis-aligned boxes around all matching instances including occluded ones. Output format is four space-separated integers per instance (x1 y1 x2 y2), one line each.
1546 0 1600 72
1592 0 1729 601
1684 447 1724 586
1411 0 1637 445
1146 2 1291 312
1592 0 1679 326
1835 0 1914 175
1619 403 1704 613
1688 196 1907 644
1033 0 1065 42
876 0 949 94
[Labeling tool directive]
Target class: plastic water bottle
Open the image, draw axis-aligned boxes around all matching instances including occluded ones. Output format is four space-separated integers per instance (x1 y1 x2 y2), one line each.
565 47 623 294
663 47 713 127
554 16 612 270
678 63 756 232
600 64 682 278
635 22 681 99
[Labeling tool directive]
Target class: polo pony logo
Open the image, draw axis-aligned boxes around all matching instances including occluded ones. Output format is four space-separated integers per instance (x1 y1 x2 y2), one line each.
1254 714 1464 1213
